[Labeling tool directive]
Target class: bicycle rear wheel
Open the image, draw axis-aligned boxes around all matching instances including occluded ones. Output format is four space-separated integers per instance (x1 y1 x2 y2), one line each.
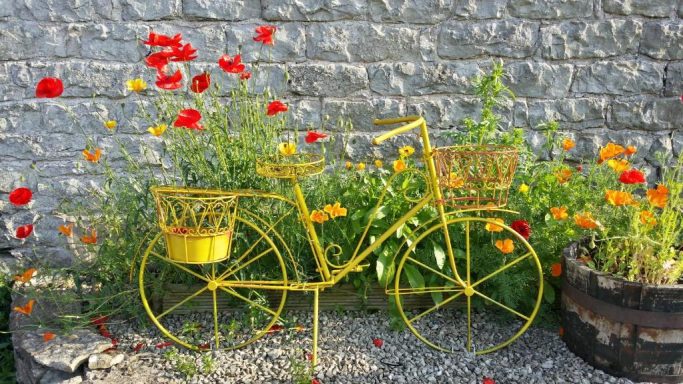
392 216 543 354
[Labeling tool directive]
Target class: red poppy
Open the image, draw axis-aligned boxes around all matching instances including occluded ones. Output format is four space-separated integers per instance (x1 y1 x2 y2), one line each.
483 377 495 384
240 71 252 80
16 224 33 239
372 337 383 348
198 343 210 350
91 315 109 326
267 324 284 334
305 131 328 144
155 70 183 90
267 100 288 116
143 32 182 47
132 343 145 352
174 108 203 130
9 187 32 206
510 220 531 239
190 72 210 93
155 341 173 349
144 50 173 72
619 169 646 184
305 352 313 361
36 77 63 98
576 165 583 172
254 25 276 45
43 332 56 342
170 43 198 62
218 54 245 74
311 379 321 384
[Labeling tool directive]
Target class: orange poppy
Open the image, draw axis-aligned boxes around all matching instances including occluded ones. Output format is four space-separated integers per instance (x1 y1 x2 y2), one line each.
551 262 562 277
639 211 656 226
562 138 575 151
624 145 637 156
393 159 406 173
82 148 102 163
495 239 514 254
605 190 635 206
80 229 97 244
550 207 568 220
13 268 36 283
43 332 56 342
14 299 35 316
310 210 329 224
485 218 505 232
598 143 625 163
323 202 347 219
646 184 668 208
58 223 73 237
555 168 572 184
607 158 630 173
574 212 599 230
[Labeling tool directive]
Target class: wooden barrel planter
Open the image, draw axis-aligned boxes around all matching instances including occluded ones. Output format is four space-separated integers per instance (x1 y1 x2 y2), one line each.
561 241 683 383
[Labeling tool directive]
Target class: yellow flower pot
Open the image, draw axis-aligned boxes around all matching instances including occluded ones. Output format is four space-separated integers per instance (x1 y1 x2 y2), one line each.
164 231 231 264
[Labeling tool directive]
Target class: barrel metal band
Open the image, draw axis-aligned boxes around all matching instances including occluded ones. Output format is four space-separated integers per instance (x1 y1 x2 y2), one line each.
562 281 683 329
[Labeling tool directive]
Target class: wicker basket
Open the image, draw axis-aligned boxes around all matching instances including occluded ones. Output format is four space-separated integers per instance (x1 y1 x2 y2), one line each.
433 145 518 209
152 186 238 264
256 153 325 179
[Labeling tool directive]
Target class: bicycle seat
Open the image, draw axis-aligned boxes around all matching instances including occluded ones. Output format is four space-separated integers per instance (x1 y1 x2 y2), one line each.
256 153 325 179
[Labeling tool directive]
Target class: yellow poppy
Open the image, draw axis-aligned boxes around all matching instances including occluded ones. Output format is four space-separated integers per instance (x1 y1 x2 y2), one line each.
607 158 630 173
374 159 383 168
485 218 504 232
148 124 168 137
398 146 415 158
278 142 296 156
126 78 147 92
356 162 366 171
518 183 529 193
345 161 353 170
605 189 635 206
104 120 117 130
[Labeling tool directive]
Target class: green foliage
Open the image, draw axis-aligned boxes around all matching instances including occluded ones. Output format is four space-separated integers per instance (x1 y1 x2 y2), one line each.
0 276 15 382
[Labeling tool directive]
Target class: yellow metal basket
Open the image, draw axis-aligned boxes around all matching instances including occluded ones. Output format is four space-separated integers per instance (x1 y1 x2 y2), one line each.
151 186 238 264
433 145 518 209
256 153 325 179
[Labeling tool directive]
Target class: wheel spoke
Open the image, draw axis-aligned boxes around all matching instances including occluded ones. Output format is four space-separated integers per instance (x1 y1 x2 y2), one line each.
466 296 472 352
405 256 459 285
217 247 273 282
465 221 471 285
473 290 530 321
471 252 532 289
212 289 220 349
149 251 210 283
389 286 461 295
408 290 464 324
218 286 279 318
157 286 208 320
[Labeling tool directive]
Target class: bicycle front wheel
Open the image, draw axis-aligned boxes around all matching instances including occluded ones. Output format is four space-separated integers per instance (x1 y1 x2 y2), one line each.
139 215 288 351
393 216 543 354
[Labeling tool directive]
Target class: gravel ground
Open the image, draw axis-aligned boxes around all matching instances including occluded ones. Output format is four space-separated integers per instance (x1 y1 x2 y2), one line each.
86 310 637 384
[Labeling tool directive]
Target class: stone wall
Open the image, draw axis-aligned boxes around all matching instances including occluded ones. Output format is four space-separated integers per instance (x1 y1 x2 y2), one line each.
1 0 682 266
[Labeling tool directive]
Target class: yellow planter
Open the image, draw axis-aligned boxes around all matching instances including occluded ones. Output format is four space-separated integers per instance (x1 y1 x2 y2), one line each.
164 232 231 264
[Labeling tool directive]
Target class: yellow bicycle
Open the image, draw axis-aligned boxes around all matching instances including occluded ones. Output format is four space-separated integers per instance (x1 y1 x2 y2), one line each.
138 116 543 365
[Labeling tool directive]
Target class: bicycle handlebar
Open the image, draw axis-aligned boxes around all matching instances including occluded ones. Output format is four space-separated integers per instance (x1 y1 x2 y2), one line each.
371 115 424 145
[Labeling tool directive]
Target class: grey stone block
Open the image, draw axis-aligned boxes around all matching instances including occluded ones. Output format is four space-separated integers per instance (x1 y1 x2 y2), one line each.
572 61 664 95
321 98 403 131
78 23 149 62
10 0 99 21
515 98 606 130
603 0 674 17
673 130 682 157
224 23 307 63
182 0 260 20
0 22 72 60
306 22 423 62
288 63 368 97
438 20 539 59
453 0 506 19
288 98 322 130
368 0 453 23
610 97 683 131
541 20 641 60
406 96 512 130
508 0 594 19
506 62 573 98
121 0 180 20
262 0 367 21
368 62 480 96
664 62 683 97
640 21 683 60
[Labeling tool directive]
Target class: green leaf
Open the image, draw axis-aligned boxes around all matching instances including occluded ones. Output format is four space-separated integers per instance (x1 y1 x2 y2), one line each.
403 264 425 289
432 240 445 270
376 248 395 286
543 281 556 304
396 224 404 239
